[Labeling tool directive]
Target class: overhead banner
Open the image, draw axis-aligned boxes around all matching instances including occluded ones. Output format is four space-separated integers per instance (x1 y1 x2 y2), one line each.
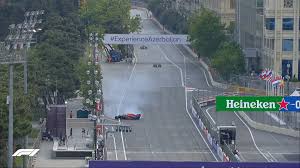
103 34 190 45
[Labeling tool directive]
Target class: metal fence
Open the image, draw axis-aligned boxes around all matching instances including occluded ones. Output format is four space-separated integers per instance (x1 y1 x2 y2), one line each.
191 95 239 162
27 122 45 168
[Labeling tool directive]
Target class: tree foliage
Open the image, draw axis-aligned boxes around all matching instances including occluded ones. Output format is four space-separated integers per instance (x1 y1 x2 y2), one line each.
0 1 84 166
148 0 188 34
211 42 246 80
188 9 226 58
80 0 141 34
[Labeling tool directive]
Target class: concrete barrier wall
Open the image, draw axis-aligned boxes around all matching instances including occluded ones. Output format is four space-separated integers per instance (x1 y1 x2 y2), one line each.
238 111 300 138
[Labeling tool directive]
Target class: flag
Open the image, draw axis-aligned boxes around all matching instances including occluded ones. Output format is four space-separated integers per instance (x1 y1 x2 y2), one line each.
264 69 273 80
272 76 282 87
279 77 284 88
259 69 267 80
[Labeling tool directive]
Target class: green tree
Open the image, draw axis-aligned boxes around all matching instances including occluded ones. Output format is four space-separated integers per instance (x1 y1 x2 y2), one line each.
188 9 226 58
211 42 245 80
80 0 141 34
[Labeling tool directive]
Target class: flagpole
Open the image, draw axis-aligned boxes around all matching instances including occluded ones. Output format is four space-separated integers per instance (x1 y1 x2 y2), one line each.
265 80 268 96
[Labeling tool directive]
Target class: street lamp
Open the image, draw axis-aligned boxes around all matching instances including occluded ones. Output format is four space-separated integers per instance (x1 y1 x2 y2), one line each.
1 10 43 168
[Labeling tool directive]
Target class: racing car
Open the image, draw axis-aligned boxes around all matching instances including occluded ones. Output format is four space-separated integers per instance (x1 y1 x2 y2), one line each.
115 113 142 120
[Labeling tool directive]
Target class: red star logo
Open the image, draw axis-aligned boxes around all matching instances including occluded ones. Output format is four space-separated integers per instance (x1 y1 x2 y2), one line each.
277 98 289 110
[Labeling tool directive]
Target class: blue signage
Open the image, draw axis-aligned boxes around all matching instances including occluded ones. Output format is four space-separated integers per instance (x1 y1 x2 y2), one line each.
279 96 300 112
89 161 300 168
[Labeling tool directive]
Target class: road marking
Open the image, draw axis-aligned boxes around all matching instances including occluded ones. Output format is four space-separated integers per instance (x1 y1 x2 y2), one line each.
238 152 247 161
234 111 270 162
268 151 278 162
173 45 211 87
112 134 118 160
205 106 216 124
157 46 184 87
120 131 127 160
158 45 219 161
116 50 139 161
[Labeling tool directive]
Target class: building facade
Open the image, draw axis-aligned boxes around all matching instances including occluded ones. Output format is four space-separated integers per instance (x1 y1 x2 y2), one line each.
263 0 300 79
201 0 236 26
236 0 264 73
173 0 201 16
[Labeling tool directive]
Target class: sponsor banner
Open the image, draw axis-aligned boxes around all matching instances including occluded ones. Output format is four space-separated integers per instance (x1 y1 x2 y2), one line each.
103 34 190 44
212 141 218 152
216 96 300 112
198 119 203 129
89 161 300 168
208 133 212 145
217 145 223 161
192 109 197 117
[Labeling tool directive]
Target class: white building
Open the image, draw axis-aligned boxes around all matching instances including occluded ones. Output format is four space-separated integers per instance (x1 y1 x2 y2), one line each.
201 0 236 26
263 0 300 79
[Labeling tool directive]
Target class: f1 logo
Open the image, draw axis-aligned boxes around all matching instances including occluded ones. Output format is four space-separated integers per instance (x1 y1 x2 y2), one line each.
12 149 40 157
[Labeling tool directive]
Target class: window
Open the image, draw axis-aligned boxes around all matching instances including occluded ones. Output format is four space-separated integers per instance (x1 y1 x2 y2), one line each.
256 0 263 8
284 0 293 8
282 39 293 51
282 18 294 30
282 60 293 78
270 39 274 50
230 0 236 9
265 18 275 30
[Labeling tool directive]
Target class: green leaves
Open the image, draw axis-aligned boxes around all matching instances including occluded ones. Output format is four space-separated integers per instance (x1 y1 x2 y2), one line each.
148 0 187 34
188 9 226 58
211 42 245 80
80 0 140 34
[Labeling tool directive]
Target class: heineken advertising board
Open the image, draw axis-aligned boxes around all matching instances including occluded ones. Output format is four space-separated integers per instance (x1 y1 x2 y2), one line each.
216 96 300 112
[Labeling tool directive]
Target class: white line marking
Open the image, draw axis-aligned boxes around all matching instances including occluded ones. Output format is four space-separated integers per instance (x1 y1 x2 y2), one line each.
202 68 210 87
173 45 211 87
238 152 247 161
120 131 127 160
116 50 139 161
206 106 216 124
112 134 118 160
157 45 219 161
234 111 270 162
157 46 184 86
268 151 278 162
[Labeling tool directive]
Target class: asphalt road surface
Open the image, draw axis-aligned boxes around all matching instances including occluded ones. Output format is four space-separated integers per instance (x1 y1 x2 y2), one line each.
102 8 300 163
103 9 216 161
205 106 300 162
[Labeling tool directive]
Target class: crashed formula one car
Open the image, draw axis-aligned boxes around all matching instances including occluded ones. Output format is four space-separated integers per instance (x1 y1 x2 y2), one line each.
115 113 142 120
